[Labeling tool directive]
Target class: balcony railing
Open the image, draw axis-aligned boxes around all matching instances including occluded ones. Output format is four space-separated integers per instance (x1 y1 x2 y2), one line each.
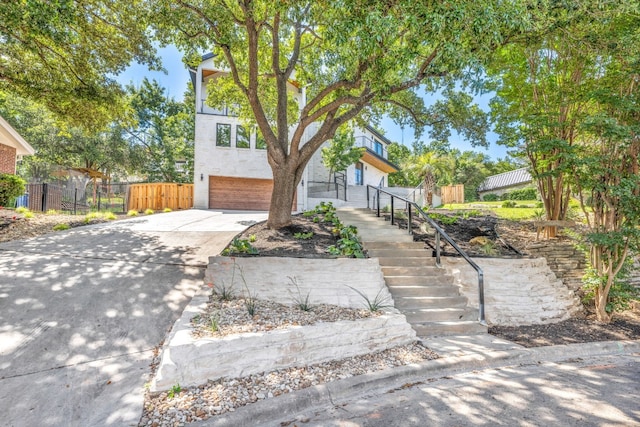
355 135 387 159
198 101 238 116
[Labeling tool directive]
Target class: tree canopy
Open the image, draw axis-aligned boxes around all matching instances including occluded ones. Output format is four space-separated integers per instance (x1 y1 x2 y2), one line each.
0 0 158 127
153 0 540 227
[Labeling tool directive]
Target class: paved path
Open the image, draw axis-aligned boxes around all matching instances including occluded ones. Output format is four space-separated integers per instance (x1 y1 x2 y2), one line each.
0 210 266 427
276 352 640 427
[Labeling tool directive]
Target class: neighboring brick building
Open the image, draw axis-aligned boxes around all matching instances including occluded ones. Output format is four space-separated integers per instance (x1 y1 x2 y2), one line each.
0 116 34 174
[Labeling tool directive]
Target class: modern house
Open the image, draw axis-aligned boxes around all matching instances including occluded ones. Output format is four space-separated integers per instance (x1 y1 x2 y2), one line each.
190 54 399 211
477 167 533 200
0 116 35 175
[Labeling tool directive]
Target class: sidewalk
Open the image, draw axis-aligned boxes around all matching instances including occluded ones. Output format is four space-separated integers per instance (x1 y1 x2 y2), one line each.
190 335 640 427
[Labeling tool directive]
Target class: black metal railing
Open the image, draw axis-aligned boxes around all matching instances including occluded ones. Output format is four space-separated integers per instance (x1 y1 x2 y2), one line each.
366 185 486 324
334 171 346 201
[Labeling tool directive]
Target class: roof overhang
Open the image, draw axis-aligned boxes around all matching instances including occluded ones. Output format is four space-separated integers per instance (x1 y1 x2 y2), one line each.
0 116 35 156
361 149 399 174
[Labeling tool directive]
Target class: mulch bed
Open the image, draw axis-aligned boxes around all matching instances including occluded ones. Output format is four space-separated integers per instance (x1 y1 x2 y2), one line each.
230 212 640 347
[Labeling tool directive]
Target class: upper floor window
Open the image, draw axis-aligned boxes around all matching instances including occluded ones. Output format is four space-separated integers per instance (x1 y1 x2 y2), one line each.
256 131 267 149
216 123 231 147
236 125 250 148
373 140 384 156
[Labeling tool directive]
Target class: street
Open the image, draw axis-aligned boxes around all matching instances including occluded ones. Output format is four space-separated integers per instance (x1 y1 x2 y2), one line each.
276 353 640 427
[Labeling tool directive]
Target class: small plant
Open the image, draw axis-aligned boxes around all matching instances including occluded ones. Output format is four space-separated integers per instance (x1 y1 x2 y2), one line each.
127 209 139 216
163 207 172 213
288 276 313 311
479 241 497 256
222 237 259 255
46 209 58 215
15 206 29 214
427 212 458 225
144 208 154 215
482 193 499 201
213 279 235 301
532 209 545 221
327 225 365 258
294 231 314 240
347 285 393 312
167 384 181 399
244 291 258 316
104 211 117 220
302 210 316 217
24 211 34 219
249 234 257 242
53 223 70 231
208 311 220 332
312 216 320 223
501 200 517 208
85 212 103 223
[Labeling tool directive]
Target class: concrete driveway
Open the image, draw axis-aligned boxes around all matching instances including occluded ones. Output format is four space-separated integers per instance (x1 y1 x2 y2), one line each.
0 209 267 427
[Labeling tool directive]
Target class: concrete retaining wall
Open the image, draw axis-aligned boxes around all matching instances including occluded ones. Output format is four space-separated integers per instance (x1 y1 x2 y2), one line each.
153 256 415 391
442 257 582 326
205 257 392 309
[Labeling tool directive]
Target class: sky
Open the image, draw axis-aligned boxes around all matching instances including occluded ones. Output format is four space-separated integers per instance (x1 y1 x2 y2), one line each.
117 45 509 160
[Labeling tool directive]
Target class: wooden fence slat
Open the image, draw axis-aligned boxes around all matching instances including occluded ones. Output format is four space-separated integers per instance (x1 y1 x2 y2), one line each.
127 183 194 211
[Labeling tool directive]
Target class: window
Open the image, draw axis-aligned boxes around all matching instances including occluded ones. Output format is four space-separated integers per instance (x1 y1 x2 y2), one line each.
256 131 267 149
236 125 250 148
355 162 363 185
373 140 384 156
216 123 231 147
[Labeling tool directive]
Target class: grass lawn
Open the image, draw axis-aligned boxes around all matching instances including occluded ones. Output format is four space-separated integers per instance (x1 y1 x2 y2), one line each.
441 200 542 220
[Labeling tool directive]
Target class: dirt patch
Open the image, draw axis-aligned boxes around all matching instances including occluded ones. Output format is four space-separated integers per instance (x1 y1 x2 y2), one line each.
489 308 640 347
232 214 340 258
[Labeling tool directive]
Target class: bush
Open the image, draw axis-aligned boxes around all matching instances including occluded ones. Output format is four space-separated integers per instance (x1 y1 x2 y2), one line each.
144 208 154 215
0 174 26 207
501 200 517 208
53 223 70 231
127 210 139 216
508 187 538 200
482 193 499 201
500 192 511 201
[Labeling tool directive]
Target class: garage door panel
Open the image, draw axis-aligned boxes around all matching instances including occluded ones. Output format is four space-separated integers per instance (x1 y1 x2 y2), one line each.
209 176 273 210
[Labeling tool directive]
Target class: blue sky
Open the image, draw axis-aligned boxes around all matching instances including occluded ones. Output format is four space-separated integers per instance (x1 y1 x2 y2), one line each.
117 45 508 159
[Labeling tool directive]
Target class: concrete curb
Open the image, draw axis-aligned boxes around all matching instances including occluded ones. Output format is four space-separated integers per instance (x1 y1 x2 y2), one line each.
190 339 640 427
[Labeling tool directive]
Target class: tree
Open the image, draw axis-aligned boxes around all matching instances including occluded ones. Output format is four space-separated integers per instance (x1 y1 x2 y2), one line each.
154 0 538 228
387 142 414 187
0 0 158 127
123 79 195 182
404 151 455 207
321 125 364 189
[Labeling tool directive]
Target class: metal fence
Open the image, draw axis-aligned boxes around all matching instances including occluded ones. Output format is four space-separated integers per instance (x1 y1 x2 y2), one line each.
18 182 130 214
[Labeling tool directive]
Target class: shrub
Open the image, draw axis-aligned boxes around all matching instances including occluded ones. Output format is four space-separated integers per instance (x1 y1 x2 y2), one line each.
15 206 30 214
509 187 538 200
53 223 70 231
127 209 139 216
482 193 499 201
144 208 154 215
24 211 34 219
104 212 117 220
501 200 517 208
163 207 172 213
0 174 26 207
46 209 59 215
500 192 511 201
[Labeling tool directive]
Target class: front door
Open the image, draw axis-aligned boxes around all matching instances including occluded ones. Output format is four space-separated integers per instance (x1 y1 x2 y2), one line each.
355 162 363 185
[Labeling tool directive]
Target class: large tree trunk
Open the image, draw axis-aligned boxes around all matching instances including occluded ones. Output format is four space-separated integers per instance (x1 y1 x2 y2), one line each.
267 163 300 229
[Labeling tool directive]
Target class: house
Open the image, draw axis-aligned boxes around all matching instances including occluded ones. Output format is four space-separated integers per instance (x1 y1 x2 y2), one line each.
477 167 533 200
190 54 398 211
0 115 35 175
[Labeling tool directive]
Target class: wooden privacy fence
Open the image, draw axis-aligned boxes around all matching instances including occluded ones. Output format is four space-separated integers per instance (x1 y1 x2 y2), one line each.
27 183 63 212
440 184 465 204
128 183 194 211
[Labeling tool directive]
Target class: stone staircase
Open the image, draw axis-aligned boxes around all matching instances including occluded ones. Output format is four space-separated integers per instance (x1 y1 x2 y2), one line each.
337 207 487 337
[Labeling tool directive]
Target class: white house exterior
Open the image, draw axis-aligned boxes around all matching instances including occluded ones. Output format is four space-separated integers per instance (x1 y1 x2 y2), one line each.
191 54 398 211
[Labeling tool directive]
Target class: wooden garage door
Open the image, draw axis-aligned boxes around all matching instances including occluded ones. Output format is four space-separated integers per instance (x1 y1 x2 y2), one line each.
209 176 273 210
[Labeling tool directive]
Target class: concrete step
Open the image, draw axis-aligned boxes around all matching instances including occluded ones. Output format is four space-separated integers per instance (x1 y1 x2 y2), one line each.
364 242 426 250
385 275 453 286
393 296 468 310
381 266 448 276
403 308 477 323
376 257 438 267
360 234 414 243
386 284 460 297
367 249 432 258
413 321 488 337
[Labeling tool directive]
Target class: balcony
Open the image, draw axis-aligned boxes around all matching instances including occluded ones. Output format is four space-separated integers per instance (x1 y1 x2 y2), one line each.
355 135 387 159
198 100 238 116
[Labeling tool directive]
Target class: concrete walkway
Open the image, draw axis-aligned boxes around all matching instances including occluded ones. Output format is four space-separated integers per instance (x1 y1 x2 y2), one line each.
0 210 266 427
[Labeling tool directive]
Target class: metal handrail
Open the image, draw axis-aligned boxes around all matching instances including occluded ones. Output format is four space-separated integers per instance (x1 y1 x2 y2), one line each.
366 185 486 324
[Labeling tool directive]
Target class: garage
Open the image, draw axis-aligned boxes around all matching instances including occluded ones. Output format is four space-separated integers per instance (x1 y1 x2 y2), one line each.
208 176 275 210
